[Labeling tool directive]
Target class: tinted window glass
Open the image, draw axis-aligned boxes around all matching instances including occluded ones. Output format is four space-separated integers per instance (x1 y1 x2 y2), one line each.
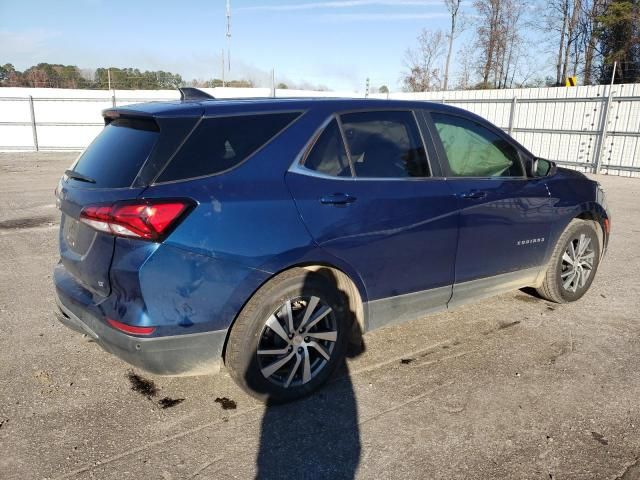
340 111 429 178
303 119 351 177
157 112 300 182
431 113 523 177
71 118 159 188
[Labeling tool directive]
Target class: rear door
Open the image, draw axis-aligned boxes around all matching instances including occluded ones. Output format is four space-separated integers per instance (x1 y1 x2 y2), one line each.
425 110 553 299
57 116 160 296
286 110 459 330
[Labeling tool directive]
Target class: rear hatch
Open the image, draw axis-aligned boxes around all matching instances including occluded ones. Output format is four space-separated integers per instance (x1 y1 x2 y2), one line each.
57 108 200 296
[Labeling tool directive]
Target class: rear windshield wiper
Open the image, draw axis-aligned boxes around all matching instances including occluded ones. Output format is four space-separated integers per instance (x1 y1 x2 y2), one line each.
65 170 96 184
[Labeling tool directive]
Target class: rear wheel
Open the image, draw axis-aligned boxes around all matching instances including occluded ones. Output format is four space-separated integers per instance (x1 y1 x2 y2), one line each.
536 219 601 303
225 268 349 403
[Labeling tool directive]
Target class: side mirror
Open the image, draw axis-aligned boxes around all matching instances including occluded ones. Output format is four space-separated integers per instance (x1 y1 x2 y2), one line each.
529 157 556 177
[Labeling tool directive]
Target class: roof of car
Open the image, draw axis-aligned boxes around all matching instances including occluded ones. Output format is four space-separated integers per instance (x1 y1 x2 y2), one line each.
104 96 471 119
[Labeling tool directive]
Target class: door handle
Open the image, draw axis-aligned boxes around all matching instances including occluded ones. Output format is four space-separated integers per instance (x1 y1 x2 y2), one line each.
320 193 357 206
459 190 488 200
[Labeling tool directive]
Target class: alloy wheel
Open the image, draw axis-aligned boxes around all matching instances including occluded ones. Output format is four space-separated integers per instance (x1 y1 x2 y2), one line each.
561 233 595 293
257 296 338 388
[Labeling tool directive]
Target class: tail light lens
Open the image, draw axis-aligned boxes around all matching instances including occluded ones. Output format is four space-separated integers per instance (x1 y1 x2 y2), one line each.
80 199 194 241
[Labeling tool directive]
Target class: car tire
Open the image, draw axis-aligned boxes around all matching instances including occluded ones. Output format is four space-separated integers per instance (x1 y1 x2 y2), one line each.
536 219 601 303
225 268 350 403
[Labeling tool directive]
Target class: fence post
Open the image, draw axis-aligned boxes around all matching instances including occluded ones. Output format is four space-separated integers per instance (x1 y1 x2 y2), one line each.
593 85 616 174
594 61 617 174
508 96 518 135
28 95 39 152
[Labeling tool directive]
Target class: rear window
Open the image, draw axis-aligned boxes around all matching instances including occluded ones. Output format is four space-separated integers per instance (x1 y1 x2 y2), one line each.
71 117 159 188
340 111 430 178
156 112 301 182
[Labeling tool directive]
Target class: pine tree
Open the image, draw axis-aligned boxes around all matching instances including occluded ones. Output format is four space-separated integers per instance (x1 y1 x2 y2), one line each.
598 0 640 83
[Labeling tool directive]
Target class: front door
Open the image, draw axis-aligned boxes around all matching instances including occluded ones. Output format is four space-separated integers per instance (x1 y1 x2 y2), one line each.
426 111 553 304
286 110 459 330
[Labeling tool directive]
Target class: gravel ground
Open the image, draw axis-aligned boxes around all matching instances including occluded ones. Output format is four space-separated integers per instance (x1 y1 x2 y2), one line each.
0 152 639 480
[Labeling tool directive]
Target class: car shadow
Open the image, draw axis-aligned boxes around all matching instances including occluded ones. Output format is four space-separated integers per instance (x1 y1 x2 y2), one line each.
253 268 365 480
520 286 545 300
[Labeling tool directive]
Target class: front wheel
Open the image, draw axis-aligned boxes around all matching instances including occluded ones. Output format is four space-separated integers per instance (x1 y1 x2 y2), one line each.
225 268 349 403
536 219 601 303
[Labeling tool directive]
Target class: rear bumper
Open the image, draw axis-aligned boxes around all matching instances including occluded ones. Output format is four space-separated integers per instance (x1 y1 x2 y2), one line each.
55 294 227 376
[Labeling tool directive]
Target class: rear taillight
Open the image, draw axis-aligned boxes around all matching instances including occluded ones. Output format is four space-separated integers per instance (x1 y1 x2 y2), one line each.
80 199 193 241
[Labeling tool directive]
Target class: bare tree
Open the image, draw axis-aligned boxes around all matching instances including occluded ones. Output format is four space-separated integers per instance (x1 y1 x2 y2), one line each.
579 0 607 84
455 43 477 89
552 0 583 83
564 0 583 79
443 0 464 90
402 29 446 92
538 0 595 85
474 0 501 87
473 0 525 88
500 0 526 88
552 0 571 85
534 0 608 86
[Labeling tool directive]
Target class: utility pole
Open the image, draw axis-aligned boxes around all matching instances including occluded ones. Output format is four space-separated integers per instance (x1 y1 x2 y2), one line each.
107 68 115 107
226 0 232 72
219 1 231 88
271 68 276 97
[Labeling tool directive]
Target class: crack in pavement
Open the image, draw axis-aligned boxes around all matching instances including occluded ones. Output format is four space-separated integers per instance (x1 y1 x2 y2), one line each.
188 456 225 479
358 381 455 427
615 457 640 480
52 408 262 479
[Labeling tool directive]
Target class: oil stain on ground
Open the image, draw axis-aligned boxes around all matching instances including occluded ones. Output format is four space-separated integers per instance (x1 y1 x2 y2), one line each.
215 397 237 410
0 216 55 230
126 371 186 409
158 397 185 409
591 431 609 445
498 320 521 330
127 370 158 399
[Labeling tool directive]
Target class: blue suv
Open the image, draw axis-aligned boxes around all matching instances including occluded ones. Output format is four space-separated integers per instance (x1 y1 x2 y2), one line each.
54 89 610 402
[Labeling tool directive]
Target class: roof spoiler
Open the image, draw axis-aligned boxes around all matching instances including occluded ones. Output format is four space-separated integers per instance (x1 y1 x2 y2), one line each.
102 108 155 125
178 87 215 101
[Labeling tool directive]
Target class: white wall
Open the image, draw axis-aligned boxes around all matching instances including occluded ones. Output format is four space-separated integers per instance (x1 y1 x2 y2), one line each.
1 85 638 176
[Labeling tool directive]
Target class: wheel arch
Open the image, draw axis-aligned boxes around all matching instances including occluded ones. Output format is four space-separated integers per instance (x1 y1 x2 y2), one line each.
574 205 608 254
221 261 368 362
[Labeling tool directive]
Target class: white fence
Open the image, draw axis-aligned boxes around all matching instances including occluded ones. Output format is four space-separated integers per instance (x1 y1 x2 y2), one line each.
1 84 639 176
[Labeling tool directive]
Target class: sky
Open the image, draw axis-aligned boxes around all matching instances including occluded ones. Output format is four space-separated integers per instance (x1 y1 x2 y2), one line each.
0 0 473 92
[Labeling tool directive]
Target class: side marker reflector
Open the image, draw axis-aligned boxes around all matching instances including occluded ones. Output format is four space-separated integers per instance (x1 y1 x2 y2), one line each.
107 318 155 336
